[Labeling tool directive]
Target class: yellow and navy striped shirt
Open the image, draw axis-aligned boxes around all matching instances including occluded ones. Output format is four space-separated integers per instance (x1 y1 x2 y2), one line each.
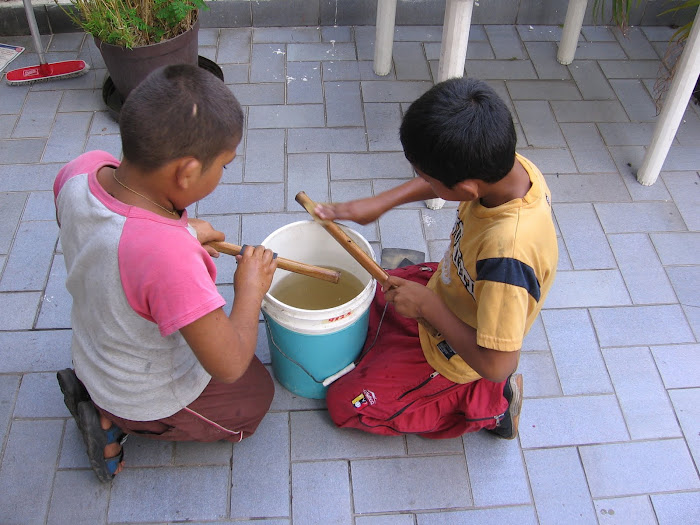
419 154 558 384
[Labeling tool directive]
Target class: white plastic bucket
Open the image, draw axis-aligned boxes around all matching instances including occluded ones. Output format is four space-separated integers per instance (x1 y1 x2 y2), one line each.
261 221 376 398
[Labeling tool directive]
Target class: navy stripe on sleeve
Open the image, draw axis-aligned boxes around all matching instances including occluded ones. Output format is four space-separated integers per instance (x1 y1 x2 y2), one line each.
475 257 541 301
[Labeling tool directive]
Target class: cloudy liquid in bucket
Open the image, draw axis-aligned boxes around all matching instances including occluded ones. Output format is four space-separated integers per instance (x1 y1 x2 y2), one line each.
270 267 366 310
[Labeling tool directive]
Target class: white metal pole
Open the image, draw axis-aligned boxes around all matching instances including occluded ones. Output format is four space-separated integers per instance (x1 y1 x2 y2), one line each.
637 7 700 185
373 0 398 76
426 0 475 210
437 0 474 81
558 0 588 65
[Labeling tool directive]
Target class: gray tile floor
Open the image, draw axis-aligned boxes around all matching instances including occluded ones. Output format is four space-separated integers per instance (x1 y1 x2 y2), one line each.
1 22 699 525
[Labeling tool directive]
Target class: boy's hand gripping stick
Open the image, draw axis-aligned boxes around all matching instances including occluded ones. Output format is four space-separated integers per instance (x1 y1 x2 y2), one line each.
207 241 340 284
294 191 439 338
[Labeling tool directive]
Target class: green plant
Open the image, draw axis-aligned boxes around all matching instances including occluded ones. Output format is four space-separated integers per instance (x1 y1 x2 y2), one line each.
655 0 699 108
593 0 698 109
592 0 643 35
661 0 699 41
58 0 207 48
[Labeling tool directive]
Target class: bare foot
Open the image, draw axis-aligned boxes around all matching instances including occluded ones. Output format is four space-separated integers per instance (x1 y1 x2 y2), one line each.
100 413 124 475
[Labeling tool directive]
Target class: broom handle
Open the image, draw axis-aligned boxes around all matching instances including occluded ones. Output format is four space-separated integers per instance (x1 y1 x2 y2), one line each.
207 241 341 284
22 0 46 65
294 191 439 337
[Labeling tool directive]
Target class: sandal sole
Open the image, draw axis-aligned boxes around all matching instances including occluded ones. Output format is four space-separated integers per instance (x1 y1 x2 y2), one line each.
57 369 90 423
509 373 524 439
77 401 117 483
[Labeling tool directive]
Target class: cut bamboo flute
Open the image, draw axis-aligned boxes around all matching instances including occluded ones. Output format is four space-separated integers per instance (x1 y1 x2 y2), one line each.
207 241 340 284
295 192 391 283
294 191 439 337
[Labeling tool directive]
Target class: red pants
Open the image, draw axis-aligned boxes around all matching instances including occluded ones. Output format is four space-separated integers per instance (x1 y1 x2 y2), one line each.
326 264 508 439
98 356 273 443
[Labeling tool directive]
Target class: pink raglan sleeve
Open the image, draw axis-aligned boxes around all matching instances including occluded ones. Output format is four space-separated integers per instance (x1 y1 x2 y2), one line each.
118 217 226 336
54 151 118 201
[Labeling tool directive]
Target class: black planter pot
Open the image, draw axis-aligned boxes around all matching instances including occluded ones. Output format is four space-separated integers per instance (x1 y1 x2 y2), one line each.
102 56 224 121
95 18 200 100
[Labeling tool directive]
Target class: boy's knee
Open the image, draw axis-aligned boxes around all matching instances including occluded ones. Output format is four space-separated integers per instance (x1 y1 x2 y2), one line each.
249 359 275 414
260 367 275 410
232 367 274 441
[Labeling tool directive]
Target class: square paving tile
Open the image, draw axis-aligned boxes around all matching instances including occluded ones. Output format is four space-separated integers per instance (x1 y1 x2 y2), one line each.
603 347 681 439
47 470 111 525
519 395 628 448
291 410 405 460
231 412 290 518
651 344 700 389
593 496 657 525
109 466 230 522
668 388 700 470
590 305 695 347
608 233 677 304
541 308 613 395
351 456 471 513
463 431 530 506
651 491 700 525
0 420 64 524
553 203 616 270
580 439 700 497
292 461 352 524
525 447 596 524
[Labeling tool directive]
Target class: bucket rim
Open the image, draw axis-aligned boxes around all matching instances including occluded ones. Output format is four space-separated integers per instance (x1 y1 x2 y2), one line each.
261 220 376 316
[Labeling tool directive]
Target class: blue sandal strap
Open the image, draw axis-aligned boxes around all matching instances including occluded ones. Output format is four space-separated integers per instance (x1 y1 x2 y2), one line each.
104 448 124 475
104 424 127 445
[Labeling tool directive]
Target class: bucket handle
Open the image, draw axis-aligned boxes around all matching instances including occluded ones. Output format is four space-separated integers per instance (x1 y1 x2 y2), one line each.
263 301 392 389
321 363 356 386
264 320 331 385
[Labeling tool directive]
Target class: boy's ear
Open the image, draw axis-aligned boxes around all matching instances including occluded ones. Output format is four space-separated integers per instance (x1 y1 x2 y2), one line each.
174 157 203 189
453 179 480 201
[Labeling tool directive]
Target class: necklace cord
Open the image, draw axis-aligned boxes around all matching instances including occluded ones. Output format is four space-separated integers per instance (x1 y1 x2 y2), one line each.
112 170 178 217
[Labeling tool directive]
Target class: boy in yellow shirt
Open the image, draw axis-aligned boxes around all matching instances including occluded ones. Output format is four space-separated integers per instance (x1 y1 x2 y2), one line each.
319 78 558 439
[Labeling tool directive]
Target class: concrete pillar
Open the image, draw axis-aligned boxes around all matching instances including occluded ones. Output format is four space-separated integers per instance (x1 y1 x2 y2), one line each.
427 0 475 210
637 7 700 185
558 0 588 65
437 0 474 81
373 0 398 76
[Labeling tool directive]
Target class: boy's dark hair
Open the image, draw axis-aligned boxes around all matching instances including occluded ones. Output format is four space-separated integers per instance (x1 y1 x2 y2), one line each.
399 77 517 186
119 64 244 171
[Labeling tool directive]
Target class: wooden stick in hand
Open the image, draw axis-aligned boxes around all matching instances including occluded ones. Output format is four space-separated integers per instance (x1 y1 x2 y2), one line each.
294 191 439 337
295 192 390 284
207 241 340 284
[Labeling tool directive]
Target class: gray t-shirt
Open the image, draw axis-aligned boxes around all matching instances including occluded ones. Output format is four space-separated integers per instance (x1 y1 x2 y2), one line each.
55 151 224 421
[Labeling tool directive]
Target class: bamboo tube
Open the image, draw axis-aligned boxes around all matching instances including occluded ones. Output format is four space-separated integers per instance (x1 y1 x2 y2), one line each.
294 191 439 337
208 241 340 284
295 192 390 284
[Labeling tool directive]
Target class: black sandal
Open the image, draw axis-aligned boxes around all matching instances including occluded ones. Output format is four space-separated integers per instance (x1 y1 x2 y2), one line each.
57 368 91 426
77 401 127 483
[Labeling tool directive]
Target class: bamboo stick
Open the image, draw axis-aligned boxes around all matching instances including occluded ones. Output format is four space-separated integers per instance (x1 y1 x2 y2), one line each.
295 192 390 284
208 241 340 284
294 191 439 337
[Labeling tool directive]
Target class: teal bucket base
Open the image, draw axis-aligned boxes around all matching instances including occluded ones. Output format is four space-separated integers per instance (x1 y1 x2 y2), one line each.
264 310 370 399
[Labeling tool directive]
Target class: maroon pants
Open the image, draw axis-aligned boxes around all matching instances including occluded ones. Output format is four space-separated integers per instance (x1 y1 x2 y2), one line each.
98 356 274 443
326 264 509 439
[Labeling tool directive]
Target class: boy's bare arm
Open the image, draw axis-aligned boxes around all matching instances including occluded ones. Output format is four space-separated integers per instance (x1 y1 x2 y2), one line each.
383 276 519 383
188 218 225 257
315 177 438 224
180 245 277 383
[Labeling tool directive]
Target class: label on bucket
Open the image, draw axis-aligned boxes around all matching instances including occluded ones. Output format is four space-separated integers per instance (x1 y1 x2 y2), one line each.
324 310 353 324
